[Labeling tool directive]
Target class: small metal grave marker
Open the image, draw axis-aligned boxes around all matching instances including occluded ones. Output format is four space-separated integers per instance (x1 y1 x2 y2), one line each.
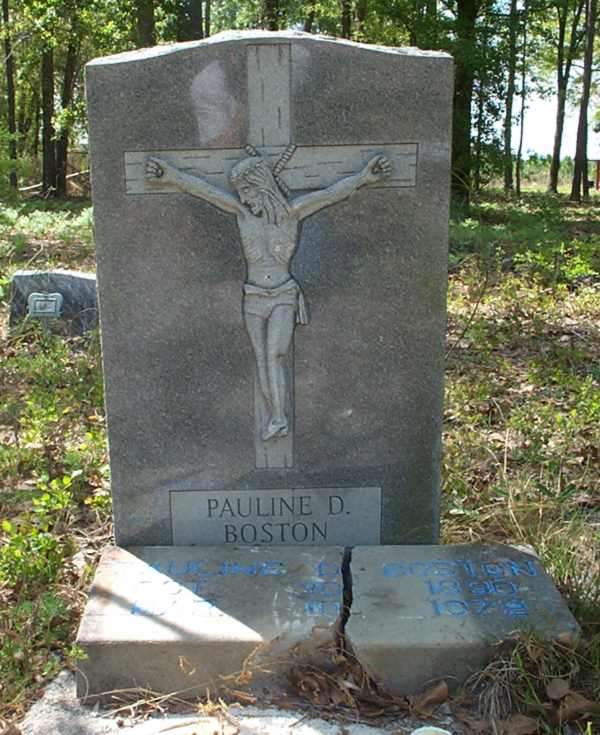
27 292 63 318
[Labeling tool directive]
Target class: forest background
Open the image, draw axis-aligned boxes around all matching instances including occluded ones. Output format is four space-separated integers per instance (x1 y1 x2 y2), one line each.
0 0 597 203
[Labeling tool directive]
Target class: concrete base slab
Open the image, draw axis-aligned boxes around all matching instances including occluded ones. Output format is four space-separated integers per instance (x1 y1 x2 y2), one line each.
76 546 344 699
346 543 580 696
20 670 460 735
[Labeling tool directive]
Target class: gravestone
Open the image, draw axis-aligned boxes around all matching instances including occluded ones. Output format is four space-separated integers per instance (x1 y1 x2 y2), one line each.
86 30 453 548
346 544 580 695
77 33 581 702
77 545 344 698
10 269 98 335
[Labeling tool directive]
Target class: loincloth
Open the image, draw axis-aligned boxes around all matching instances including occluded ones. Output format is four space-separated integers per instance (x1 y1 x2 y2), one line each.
243 278 309 324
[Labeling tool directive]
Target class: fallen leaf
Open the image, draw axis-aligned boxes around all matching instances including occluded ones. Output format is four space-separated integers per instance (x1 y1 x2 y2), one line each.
225 689 256 704
409 680 449 715
557 691 600 722
546 678 570 701
453 706 491 734
503 714 538 734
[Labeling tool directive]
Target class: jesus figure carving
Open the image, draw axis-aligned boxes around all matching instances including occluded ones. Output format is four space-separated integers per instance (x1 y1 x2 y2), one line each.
146 150 391 444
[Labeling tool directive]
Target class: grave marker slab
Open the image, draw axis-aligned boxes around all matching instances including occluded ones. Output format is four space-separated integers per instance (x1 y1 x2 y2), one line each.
76 545 344 698
10 270 98 335
346 544 580 695
86 31 452 546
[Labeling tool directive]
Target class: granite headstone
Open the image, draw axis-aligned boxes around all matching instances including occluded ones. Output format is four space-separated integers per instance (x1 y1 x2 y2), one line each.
10 269 98 335
86 31 453 547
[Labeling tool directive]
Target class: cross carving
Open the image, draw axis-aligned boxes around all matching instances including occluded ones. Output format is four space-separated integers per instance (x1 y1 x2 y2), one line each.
124 43 418 470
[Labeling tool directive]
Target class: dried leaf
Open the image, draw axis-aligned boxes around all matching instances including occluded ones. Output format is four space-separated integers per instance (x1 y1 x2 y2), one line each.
454 706 492 734
503 714 538 735
558 691 600 722
546 678 570 701
409 680 449 715
225 689 256 704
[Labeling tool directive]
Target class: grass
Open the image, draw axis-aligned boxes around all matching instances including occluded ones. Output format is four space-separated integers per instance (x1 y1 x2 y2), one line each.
0 190 599 732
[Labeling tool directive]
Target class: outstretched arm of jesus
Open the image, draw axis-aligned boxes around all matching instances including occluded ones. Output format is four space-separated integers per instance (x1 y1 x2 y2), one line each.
145 157 243 215
290 155 392 220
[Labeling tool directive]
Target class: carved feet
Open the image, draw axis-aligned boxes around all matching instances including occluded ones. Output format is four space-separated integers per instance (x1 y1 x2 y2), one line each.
262 417 289 441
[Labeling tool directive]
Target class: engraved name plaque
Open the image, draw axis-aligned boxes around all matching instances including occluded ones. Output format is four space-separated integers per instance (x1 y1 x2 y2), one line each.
171 486 382 546
27 292 63 318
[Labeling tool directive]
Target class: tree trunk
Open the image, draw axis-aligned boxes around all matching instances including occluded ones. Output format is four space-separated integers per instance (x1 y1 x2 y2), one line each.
452 0 479 204
548 0 585 192
425 0 438 48
515 0 528 197
570 0 597 201
474 82 485 192
503 0 518 193
356 0 368 38
304 0 316 32
17 86 30 156
205 0 211 36
55 40 78 197
2 0 17 189
263 0 279 29
32 91 40 160
41 48 56 196
341 0 352 37
177 0 203 41
136 0 155 47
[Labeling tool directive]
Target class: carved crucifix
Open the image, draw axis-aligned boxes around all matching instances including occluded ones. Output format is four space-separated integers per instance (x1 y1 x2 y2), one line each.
125 43 418 470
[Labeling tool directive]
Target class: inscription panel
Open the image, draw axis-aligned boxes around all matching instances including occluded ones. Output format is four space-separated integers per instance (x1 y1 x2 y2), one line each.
171 486 381 546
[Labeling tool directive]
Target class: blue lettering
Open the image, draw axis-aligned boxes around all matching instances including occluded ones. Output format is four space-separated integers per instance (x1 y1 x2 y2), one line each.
467 581 493 596
317 561 341 577
303 581 343 598
166 561 188 577
503 599 529 617
493 580 518 595
260 561 285 576
428 579 461 595
184 560 203 574
383 562 407 577
505 560 539 577
219 561 258 576
456 559 477 577
470 598 495 615
437 599 470 616
430 561 458 576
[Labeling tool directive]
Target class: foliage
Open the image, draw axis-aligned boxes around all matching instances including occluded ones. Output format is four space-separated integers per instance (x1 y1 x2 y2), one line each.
445 192 600 648
0 200 109 722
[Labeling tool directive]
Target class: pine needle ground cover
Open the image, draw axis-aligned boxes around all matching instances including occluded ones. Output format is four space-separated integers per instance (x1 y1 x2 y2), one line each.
0 193 599 731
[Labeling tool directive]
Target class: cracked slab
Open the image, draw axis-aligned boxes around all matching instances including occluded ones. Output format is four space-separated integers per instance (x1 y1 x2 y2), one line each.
76 546 344 699
345 543 580 695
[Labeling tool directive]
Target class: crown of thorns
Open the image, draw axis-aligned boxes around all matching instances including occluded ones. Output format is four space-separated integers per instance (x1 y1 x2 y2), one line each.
243 143 296 197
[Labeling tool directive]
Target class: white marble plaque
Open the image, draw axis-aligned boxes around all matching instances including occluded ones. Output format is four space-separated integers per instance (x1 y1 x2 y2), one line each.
171 486 382 546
